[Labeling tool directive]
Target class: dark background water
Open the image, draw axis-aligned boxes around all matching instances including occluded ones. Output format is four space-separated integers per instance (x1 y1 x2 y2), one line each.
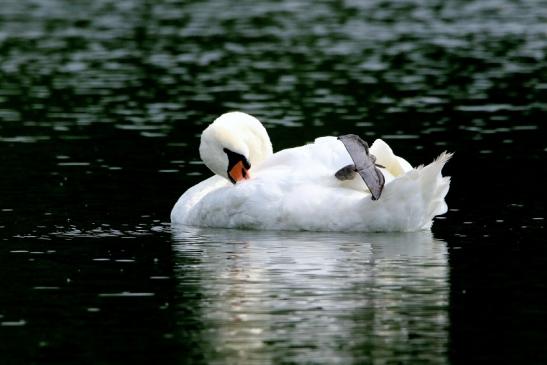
0 0 546 364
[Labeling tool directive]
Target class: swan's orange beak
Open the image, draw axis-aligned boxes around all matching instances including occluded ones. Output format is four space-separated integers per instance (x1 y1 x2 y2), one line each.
224 148 251 184
228 160 251 183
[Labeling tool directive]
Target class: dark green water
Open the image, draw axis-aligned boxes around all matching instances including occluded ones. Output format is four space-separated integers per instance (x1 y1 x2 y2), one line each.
0 0 546 364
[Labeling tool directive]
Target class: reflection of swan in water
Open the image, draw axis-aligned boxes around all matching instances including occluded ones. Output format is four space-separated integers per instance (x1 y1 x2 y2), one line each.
172 227 449 364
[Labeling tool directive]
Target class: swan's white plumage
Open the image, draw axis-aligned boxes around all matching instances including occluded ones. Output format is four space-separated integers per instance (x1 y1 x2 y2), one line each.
171 113 451 232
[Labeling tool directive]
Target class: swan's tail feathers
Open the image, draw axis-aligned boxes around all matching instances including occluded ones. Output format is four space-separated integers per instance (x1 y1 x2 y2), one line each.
419 152 453 228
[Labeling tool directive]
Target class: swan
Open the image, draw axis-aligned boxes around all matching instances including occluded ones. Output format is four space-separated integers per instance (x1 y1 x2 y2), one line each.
171 111 452 232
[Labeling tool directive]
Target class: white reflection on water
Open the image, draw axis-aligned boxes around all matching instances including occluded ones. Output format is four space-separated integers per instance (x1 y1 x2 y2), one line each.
172 227 448 364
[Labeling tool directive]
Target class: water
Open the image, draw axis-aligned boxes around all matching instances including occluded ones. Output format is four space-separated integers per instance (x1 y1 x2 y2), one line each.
0 0 546 363
173 228 449 364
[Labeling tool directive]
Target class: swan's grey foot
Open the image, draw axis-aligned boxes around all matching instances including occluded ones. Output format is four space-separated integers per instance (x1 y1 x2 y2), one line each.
335 164 357 180
338 134 385 200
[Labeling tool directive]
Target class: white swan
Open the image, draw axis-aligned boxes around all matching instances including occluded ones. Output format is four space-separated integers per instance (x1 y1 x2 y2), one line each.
171 111 452 232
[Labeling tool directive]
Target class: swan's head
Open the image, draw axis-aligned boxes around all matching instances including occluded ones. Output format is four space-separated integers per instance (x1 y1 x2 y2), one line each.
199 112 273 183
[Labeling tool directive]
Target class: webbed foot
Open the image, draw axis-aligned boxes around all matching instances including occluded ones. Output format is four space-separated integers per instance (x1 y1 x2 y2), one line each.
335 164 357 181
338 134 385 200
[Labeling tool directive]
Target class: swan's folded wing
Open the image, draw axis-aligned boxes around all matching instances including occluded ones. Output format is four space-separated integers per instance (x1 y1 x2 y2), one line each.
338 134 385 200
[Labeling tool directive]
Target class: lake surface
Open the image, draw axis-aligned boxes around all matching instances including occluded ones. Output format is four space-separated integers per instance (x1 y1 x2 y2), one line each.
0 0 546 364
